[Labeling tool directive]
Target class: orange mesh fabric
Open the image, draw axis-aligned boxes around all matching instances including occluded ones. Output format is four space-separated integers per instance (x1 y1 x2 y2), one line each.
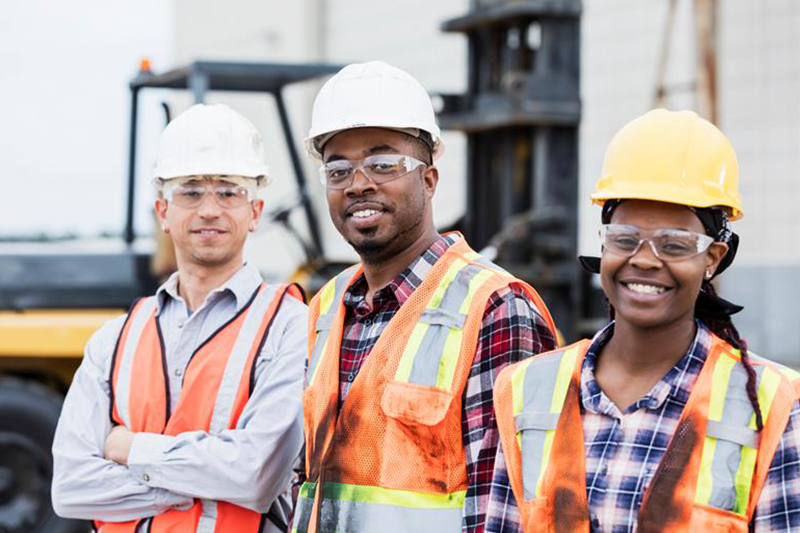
303 239 553 532
101 284 291 533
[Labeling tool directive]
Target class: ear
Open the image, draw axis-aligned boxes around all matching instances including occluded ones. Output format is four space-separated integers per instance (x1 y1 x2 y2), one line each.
249 199 265 232
422 165 439 198
705 242 729 277
154 198 169 233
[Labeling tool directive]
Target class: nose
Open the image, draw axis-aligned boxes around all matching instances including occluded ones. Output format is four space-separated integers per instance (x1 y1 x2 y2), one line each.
628 238 663 269
197 191 222 218
344 167 377 196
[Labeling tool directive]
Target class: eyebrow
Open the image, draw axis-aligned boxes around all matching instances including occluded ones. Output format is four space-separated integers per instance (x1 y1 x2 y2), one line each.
325 144 400 163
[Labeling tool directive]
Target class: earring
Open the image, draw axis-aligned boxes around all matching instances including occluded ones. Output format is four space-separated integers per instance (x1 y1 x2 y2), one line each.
705 269 713 280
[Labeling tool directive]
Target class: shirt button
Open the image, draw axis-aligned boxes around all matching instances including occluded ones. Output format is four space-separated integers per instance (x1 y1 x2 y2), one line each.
143 473 150 482
177 320 185 329
600 465 608 477
591 516 600 528
363 318 372 326
347 373 355 382
174 367 183 377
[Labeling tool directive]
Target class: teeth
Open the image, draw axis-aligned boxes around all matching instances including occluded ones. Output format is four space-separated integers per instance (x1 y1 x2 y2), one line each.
352 209 379 218
198 230 221 234
626 283 666 295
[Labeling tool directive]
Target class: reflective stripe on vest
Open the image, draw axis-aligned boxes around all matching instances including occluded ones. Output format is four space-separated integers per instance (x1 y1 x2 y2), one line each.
102 283 297 533
695 351 783 514
509 345 580 499
292 482 465 533
497 336 797 532
300 237 554 533
307 267 357 388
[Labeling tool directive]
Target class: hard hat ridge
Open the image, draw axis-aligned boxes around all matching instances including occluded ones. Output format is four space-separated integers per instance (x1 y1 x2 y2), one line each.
305 61 444 161
153 103 270 185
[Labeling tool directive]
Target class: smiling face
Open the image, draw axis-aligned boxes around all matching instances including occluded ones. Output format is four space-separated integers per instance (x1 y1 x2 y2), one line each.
322 127 439 264
155 177 264 272
600 200 728 330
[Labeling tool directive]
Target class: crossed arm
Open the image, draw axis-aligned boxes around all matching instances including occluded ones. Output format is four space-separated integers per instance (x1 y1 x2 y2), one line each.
52 307 307 522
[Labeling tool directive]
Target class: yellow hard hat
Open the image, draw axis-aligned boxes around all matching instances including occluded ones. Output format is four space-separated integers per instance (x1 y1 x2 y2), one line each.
591 109 743 220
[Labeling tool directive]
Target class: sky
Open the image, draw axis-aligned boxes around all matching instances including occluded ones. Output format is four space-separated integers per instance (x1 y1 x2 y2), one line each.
0 1 173 238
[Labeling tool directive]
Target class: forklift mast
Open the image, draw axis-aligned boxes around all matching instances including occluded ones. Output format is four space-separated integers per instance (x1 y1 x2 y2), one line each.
439 0 602 341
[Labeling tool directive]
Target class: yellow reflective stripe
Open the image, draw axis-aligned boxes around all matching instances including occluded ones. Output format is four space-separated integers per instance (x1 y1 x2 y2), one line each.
534 346 578 497
394 260 466 382
695 352 737 505
428 259 468 310
733 367 781 514
395 323 430 382
512 358 535 449
306 482 466 509
778 366 800 383
308 335 330 387
318 278 338 314
434 269 496 390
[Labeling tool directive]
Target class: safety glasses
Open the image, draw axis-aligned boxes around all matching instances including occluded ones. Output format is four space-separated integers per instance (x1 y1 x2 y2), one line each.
319 154 427 190
600 224 715 261
166 182 252 209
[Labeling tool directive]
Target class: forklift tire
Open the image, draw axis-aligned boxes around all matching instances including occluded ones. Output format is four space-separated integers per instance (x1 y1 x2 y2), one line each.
0 376 90 533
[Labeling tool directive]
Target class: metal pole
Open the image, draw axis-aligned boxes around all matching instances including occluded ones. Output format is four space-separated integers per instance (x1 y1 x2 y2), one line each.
274 89 324 259
124 87 139 244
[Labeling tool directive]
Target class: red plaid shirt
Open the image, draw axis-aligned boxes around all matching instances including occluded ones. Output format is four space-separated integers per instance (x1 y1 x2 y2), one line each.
338 233 556 533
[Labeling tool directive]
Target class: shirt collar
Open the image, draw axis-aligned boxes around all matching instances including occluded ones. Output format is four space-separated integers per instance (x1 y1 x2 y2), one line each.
580 320 712 416
155 262 263 315
343 233 459 310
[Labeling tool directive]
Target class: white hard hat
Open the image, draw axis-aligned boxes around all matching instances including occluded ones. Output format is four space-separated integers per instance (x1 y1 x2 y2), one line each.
153 104 269 184
305 61 444 161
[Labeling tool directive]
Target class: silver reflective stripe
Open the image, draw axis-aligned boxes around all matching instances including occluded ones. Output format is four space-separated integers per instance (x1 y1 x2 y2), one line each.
115 297 158 428
471 254 511 276
706 420 758 448
515 412 560 432
209 284 274 434
316 498 461 533
407 264 483 387
292 494 314 533
519 350 565 500
196 499 218 533
308 270 355 385
707 362 766 509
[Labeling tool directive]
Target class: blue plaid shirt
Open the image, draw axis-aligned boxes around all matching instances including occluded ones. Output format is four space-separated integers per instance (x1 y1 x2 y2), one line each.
485 321 800 532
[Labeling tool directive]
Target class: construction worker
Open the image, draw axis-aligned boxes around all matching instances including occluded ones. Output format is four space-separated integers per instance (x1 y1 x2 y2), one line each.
291 61 558 533
486 109 800 532
51 104 307 533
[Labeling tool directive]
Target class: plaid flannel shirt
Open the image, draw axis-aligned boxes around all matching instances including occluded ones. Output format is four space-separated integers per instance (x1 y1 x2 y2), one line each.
485 321 800 532
337 233 557 533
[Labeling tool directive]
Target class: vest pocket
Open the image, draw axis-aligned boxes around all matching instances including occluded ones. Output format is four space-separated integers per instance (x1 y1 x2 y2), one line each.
689 503 749 532
379 381 456 491
520 498 551 532
380 381 453 426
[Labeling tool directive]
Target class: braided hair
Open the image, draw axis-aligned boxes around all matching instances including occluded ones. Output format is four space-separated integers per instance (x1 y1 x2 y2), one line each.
602 201 764 431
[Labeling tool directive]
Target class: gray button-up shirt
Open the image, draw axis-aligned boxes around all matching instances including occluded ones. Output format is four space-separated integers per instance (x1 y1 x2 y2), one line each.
52 263 307 523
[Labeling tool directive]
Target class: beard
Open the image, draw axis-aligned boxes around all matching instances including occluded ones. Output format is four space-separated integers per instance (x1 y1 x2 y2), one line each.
347 197 426 265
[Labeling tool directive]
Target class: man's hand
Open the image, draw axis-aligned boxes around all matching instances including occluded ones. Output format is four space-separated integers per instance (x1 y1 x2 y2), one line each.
104 425 135 465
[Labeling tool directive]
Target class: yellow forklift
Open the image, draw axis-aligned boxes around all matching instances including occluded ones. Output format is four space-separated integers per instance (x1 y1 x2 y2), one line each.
0 60 342 533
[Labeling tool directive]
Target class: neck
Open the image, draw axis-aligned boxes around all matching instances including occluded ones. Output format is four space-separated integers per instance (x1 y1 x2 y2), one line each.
361 227 440 299
176 259 244 311
602 316 697 377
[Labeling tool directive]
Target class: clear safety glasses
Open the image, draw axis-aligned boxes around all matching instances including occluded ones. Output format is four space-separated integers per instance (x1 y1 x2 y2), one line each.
600 224 715 261
319 154 427 190
166 182 252 209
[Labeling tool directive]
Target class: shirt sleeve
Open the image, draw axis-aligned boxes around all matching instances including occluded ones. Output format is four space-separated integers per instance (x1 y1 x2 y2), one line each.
51 317 193 522
461 283 557 533
126 298 307 513
485 442 523 533
753 399 800 532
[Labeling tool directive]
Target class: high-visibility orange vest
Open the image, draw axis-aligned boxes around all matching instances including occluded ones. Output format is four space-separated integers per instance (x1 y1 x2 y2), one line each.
494 334 800 533
94 283 303 533
293 237 557 533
